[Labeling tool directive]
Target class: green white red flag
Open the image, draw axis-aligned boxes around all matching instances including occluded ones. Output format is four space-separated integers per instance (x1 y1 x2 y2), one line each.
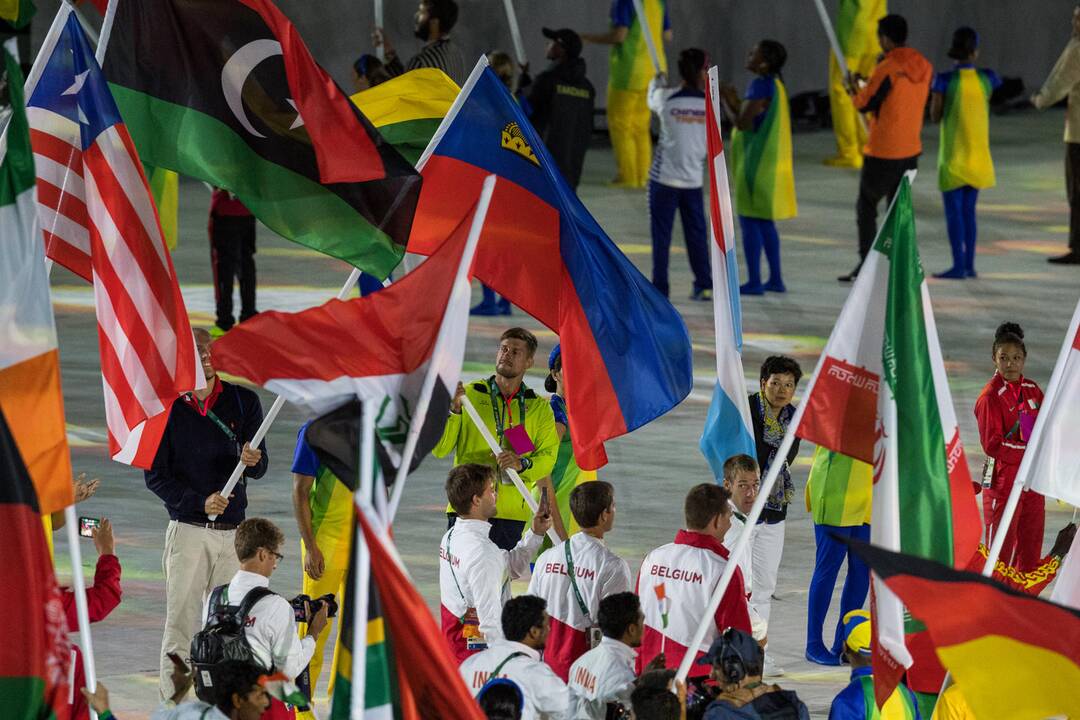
795 177 981 705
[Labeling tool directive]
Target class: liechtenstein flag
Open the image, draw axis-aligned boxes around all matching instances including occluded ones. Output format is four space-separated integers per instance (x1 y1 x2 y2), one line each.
408 57 693 470
699 67 755 478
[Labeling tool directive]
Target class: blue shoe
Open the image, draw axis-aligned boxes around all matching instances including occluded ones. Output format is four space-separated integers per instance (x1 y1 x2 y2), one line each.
966 267 977 278
805 646 842 666
740 282 764 296
689 287 713 302
933 267 967 280
470 302 499 316
763 279 786 293
497 299 512 315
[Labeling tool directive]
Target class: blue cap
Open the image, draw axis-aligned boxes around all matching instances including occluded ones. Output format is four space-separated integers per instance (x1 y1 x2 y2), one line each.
548 343 561 370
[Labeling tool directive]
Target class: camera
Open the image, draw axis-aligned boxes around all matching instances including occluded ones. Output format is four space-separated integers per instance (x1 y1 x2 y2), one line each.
289 593 339 623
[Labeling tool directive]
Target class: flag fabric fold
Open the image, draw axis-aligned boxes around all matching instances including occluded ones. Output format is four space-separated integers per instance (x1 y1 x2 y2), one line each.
26 12 200 468
0 408 71 719
699 66 755 478
331 506 485 719
848 539 1080 720
0 40 73 513
408 58 693 469
793 177 980 705
103 0 421 279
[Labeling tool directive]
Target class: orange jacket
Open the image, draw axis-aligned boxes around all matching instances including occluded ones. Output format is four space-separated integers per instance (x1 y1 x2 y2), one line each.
855 46 932 159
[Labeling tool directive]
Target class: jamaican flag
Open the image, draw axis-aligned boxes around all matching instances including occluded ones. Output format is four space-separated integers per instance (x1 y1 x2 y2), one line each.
0 0 32 29
102 0 421 279
331 507 484 719
352 68 460 167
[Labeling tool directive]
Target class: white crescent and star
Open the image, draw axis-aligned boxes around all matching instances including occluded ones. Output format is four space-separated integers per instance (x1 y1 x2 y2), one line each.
220 39 304 137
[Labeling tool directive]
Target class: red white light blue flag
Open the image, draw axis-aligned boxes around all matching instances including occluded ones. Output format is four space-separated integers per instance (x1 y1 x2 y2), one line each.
26 10 200 467
699 66 755 478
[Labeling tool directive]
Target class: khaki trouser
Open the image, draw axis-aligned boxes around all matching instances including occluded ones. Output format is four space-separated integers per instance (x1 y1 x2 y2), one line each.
159 520 239 700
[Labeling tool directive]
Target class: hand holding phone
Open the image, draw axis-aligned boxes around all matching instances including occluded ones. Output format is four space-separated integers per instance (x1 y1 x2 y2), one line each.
78 516 101 539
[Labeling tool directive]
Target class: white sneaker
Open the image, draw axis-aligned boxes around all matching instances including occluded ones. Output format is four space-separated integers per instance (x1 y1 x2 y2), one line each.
763 653 785 677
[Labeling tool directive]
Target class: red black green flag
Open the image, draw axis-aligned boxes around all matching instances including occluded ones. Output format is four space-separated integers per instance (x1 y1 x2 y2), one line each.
0 408 71 718
102 0 421 279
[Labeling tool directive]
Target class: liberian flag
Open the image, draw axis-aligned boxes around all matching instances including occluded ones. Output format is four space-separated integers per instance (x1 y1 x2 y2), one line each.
212 187 486 475
0 41 74 515
794 177 981 705
699 65 755 478
27 10 201 468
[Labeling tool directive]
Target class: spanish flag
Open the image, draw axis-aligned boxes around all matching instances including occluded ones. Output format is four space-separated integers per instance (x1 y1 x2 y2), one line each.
848 539 1080 720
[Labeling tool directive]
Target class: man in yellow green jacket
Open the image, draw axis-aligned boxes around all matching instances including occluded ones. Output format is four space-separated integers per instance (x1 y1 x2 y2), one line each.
804 447 872 665
434 327 559 550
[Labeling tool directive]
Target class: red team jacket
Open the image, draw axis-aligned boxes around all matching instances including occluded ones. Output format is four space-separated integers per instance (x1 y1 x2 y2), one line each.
636 530 752 678
62 554 122 720
973 372 1043 498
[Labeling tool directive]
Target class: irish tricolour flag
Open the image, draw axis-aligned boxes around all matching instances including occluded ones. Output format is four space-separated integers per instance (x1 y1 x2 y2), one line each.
794 177 981 705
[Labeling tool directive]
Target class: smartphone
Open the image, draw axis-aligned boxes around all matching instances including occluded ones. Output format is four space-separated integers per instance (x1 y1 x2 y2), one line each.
538 487 550 517
78 516 101 538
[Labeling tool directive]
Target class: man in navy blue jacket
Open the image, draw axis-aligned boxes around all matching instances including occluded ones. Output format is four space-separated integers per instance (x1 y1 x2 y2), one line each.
146 327 268 701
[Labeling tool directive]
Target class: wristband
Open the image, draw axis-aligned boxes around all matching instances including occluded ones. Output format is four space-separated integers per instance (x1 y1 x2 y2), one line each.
100 711 115 720
519 457 533 472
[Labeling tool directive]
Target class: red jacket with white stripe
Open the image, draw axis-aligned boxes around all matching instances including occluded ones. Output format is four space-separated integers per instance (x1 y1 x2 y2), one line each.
527 533 632 680
635 530 752 678
439 518 543 663
974 372 1043 498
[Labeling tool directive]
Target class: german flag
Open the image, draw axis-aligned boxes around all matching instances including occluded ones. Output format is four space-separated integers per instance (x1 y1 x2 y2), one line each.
848 539 1080 720
330 507 484 719
0 409 71 718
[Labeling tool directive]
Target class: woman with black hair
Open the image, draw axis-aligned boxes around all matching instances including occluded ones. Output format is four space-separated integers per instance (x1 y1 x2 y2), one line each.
974 322 1045 571
719 40 797 296
477 678 525 720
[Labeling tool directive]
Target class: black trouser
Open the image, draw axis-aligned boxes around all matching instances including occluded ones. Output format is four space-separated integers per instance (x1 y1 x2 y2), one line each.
1066 142 1080 253
856 154 919 261
210 214 257 330
447 513 527 552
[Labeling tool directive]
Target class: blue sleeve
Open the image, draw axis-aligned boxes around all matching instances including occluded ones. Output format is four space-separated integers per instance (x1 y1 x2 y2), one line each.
931 70 950 94
983 68 1003 90
745 76 774 100
663 1 671 30
827 687 863 720
550 395 568 426
291 421 321 476
611 0 634 28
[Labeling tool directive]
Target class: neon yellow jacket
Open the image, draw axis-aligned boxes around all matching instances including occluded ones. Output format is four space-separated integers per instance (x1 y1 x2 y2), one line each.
435 377 558 522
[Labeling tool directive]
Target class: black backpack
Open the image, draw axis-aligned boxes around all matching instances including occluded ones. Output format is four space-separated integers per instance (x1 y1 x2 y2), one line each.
190 584 274 702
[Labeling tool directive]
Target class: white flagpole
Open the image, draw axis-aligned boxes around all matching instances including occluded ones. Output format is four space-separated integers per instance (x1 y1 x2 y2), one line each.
811 0 868 134
94 0 119 64
502 0 527 68
208 268 363 520
386 175 497 523
350 401 376 719
460 394 561 545
63 505 98 719
629 0 662 76
373 0 384 61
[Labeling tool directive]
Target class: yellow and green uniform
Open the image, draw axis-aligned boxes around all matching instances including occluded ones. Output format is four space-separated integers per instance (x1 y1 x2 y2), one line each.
544 394 596 549
434 377 558 522
292 423 354 708
806 446 872 527
607 0 669 187
731 75 797 221
828 0 886 164
935 66 1001 191
830 666 920 719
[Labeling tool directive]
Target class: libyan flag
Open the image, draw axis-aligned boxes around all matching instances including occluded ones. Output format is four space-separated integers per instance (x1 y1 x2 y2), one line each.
331 506 485 719
794 177 981 705
848 539 1080 720
102 0 421 279
0 409 71 717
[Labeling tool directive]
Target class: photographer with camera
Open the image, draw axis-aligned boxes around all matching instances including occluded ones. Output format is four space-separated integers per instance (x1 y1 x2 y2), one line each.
195 518 327 716
698 628 808 720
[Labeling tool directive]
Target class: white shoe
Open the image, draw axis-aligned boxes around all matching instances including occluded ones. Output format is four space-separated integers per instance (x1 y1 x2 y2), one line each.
763 653 785 677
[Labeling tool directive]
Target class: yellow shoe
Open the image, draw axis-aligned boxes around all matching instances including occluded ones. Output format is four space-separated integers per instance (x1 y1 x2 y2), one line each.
209 324 229 338
823 154 863 169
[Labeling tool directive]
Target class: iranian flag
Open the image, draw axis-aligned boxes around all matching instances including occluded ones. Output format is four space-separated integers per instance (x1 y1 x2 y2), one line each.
102 0 421 278
795 177 981 705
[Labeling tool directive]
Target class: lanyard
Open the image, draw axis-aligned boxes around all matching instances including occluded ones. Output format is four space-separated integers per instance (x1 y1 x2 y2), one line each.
445 527 467 604
488 376 527 442
564 540 592 623
206 409 238 444
490 651 527 678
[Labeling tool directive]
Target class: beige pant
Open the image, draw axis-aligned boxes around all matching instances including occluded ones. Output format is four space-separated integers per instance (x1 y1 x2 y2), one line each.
159 520 239 700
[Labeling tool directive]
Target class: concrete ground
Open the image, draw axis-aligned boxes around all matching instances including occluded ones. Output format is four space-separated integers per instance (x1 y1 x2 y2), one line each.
48 108 1077 718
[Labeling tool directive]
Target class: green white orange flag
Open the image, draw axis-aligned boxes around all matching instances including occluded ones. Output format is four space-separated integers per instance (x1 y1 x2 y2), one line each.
794 177 981 705
0 42 73 515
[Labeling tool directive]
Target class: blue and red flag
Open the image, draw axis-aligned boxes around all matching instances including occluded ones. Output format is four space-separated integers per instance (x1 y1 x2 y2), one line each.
699 66 755 478
408 57 693 470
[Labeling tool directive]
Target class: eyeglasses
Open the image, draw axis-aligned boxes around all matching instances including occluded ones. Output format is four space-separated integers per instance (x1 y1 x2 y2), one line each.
266 549 283 561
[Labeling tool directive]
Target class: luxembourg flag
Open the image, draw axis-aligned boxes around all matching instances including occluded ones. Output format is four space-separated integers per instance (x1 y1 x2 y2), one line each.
699 66 755 479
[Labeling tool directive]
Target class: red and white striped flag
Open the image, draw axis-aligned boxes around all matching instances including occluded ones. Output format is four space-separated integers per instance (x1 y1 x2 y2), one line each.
26 9 200 467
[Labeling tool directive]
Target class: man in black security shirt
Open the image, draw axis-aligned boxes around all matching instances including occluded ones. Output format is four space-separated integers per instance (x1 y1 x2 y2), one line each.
523 28 596 189
146 327 268 700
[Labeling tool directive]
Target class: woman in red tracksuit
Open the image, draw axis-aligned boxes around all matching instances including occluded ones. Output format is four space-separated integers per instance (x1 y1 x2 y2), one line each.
974 322 1045 571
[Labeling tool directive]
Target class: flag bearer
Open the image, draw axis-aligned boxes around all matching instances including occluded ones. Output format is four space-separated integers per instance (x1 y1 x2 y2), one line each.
824 0 887 168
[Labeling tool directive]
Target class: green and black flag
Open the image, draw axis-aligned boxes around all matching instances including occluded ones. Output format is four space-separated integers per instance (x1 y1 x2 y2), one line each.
102 0 421 278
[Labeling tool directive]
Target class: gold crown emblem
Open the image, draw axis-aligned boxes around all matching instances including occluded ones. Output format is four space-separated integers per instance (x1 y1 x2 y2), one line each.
500 122 539 166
